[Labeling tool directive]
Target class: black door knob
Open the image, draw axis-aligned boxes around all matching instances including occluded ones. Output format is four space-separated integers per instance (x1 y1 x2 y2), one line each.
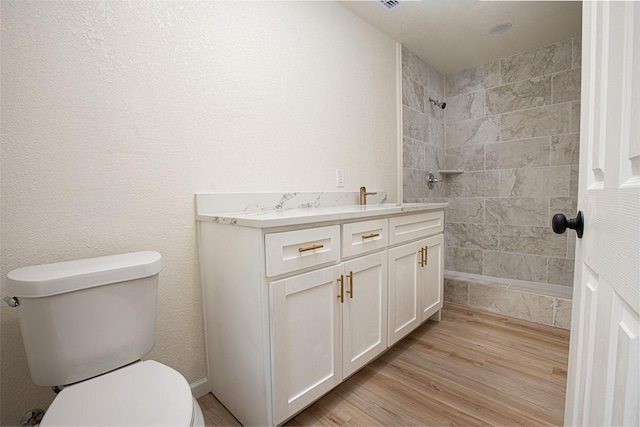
552 211 584 238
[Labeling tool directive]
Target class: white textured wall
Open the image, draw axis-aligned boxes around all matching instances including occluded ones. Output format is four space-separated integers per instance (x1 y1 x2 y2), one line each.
0 1 398 424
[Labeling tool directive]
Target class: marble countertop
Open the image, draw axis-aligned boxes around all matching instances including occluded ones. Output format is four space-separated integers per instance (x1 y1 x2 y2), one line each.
196 202 448 228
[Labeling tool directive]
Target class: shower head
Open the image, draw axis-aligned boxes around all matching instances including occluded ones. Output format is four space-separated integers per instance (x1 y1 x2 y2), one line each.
429 97 446 109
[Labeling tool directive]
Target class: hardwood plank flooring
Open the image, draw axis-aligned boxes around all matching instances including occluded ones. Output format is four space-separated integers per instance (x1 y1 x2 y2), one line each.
197 303 570 426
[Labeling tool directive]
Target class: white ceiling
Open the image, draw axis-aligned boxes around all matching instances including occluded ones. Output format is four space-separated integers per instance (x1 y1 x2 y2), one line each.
339 0 582 75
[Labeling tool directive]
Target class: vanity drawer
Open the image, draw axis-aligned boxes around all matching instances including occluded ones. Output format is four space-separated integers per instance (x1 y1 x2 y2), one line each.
342 219 388 258
388 211 444 245
265 225 340 277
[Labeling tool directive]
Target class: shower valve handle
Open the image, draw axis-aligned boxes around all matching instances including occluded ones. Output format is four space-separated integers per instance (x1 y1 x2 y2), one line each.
552 211 584 238
427 172 440 190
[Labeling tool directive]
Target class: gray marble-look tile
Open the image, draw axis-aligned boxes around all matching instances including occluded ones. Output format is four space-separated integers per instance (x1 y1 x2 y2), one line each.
429 65 445 97
552 68 581 103
554 298 572 329
486 76 552 115
446 249 484 275
402 74 424 113
468 283 555 326
446 91 485 123
570 165 579 197
448 273 572 299
431 175 448 199
404 168 447 200
550 197 578 222
501 39 573 83
445 145 485 171
572 36 582 69
446 247 484 275
446 223 499 250
446 116 500 148
402 46 429 86
424 143 445 174
571 101 581 133
551 134 580 166
403 137 426 170
548 257 575 287
500 104 571 141
567 233 576 259
403 105 429 143
446 197 485 224
486 137 550 170
483 251 548 283
429 117 445 149
500 166 570 198
403 168 428 200
446 171 500 197
486 197 549 227
444 277 470 305
500 225 567 257
446 60 501 97
426 88 445 121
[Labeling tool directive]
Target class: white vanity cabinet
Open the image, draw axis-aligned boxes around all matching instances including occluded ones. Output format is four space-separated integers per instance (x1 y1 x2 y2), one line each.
388 234 444 345
341 251 388 377
269 250 388 424
197 202 445 426
270 265 343 424
387 211 445 345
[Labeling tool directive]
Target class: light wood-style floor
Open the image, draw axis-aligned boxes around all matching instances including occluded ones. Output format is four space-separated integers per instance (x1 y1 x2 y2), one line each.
197 303 570 426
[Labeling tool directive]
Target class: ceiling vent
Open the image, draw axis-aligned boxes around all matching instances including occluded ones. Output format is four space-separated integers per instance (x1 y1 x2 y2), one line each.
378 0 403 11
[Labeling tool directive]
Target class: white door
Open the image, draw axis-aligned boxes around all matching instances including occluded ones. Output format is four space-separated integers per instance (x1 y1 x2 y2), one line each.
270 265 343 425
342 252 388 378
420 233 444 322
564 2 640 425
388 239 424 345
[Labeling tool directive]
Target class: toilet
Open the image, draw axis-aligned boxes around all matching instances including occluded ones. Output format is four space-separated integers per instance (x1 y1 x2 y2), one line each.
5 251 204 426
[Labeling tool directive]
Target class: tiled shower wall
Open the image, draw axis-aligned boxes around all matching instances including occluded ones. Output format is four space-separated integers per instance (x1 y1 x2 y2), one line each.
402 37 581 290
443 38 581 290
401 46 447 200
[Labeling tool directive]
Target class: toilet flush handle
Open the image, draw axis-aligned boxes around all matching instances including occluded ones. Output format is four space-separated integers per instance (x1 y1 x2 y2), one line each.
3 296 19 307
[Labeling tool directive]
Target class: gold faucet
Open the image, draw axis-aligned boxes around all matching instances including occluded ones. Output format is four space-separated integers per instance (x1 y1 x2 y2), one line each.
359 186 377 205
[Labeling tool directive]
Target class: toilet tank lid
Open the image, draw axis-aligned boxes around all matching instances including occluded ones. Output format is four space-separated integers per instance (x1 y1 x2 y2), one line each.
6 251 162 298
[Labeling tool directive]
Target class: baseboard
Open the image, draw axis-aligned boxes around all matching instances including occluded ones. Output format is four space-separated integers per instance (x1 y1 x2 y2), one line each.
190 377 210 399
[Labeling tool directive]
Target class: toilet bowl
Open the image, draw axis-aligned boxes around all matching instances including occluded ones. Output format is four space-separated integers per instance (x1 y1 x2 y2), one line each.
41 361 204 427
40 360 204 427
5 251 204 427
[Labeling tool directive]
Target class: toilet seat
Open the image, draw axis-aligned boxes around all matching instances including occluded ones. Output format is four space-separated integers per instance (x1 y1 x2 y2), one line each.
40 360 195 426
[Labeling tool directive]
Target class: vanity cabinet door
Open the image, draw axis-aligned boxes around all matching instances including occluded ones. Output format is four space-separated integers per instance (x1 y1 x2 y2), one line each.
342 252 388 378
387 239 425 346
420 233 444 322
270 265 343 425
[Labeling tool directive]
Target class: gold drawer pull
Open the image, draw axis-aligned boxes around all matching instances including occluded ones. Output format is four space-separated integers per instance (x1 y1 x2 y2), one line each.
337 275 344 303
346 271 354 299
424 246 429 265
361 233 380 239
298 244 324 253
418 248 425 267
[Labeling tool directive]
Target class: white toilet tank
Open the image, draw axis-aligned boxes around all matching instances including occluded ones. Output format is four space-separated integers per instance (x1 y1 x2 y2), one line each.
6 251 162 387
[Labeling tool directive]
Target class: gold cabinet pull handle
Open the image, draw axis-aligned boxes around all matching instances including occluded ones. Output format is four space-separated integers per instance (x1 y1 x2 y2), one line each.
361 233 380 239
418 248 425 267
424 246 429 265
337 275 344 303
298 244 324 253
346 271 354 299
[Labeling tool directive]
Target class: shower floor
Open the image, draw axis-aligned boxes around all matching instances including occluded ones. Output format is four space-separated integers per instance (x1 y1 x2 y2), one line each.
444 270 573 329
